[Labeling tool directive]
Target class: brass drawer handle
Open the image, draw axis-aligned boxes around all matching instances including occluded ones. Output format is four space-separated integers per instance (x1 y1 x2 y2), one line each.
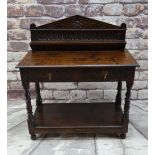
48 73 52 80
102 71 108 80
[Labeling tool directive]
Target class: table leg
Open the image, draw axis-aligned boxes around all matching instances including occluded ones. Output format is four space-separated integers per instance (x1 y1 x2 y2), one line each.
115 81 122 109
35 82 42 106
121 81 133 138
22 81 36 140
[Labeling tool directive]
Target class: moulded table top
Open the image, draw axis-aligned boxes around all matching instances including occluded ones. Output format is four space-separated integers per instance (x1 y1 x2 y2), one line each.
16 50 139 68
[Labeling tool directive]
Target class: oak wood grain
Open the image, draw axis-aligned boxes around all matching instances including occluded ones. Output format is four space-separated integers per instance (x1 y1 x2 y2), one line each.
17 50 139 68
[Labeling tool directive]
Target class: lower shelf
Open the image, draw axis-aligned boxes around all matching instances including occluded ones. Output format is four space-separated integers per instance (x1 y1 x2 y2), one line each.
34 102 124 134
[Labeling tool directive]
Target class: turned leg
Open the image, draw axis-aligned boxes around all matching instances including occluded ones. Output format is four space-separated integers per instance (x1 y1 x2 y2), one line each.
124 81 133 119
120 133 126 139
115 81 122 109
22 81 36 140
35 82 42 106
122 81 133 135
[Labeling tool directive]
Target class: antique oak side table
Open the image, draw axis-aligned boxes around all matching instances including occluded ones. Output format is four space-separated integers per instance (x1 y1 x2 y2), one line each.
16 15 139 140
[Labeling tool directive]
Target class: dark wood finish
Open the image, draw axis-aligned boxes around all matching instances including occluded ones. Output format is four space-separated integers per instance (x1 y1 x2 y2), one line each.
30 40 126 51
115 81 122 109
120 133 126 139
22 81 36 140
34 103 123 134
122 81 134 134
33 15 126 29
30 15 126 51
20 67 136 82
35 82 42 106
17 50 138 68
16 15 139 140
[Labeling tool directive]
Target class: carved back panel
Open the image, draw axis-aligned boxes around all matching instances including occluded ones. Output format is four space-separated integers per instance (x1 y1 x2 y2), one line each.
30 15 126 51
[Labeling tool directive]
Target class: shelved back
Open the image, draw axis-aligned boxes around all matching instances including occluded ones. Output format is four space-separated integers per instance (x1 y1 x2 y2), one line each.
30 15 126 51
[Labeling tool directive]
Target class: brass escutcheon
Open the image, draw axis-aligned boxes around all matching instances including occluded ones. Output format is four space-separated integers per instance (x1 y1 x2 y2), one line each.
48 73 52 80
102 71 108 80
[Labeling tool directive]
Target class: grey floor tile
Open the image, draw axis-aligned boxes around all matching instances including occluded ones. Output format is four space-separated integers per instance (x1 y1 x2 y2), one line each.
95 124 147 155
7 109 27 130
7 99 148 155
7 122 43 155
120 124 148 155
130 101 148 139
7 100 36 130
30 135 95 155
95 135 123 155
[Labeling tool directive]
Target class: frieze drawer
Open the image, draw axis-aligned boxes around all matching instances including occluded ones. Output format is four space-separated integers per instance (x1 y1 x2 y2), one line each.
20 67 135 82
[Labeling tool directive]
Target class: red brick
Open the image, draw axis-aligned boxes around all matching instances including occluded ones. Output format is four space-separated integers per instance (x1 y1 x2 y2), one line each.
8 41 30 52
8 0 33 3
8 30 29 40
7 52 26 62
126 28 143 39
7 5 24 17
44 5 64 18
7 62 18 72
123 4 145 16
7 19 18 29
79 0 118 3
126 39 148 50
7 72 17 81
9 81 23 90
37 0 76 4
65 5 84 17
19 18 53 29
25 5 44 17
103 4 123 16
143 4 148 15
7 0 17 3
84 4 103 17
87 90 103 99
120 0 147 3
18 0 33 3
70 90 86 99
53 90 69 99
135 16 148 28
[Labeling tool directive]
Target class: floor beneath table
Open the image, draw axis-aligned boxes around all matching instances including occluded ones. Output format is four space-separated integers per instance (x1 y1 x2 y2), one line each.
8 99 148 155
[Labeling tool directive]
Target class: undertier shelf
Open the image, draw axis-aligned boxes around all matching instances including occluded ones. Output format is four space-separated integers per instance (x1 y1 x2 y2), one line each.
34 103 123 133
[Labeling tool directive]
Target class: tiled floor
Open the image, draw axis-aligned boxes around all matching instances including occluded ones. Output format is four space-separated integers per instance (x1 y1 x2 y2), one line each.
8 99 148 155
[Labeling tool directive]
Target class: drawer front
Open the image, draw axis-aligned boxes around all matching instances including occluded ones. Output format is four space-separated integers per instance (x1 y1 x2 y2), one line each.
20 67 135 82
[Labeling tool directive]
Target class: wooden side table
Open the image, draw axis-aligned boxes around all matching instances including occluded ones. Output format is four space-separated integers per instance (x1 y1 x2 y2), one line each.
16 15 139 140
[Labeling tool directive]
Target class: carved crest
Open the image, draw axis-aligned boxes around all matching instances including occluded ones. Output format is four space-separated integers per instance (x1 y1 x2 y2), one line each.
31 15 124 29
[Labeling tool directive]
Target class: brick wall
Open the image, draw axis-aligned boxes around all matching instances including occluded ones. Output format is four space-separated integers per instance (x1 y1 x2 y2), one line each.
7 0 148 101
